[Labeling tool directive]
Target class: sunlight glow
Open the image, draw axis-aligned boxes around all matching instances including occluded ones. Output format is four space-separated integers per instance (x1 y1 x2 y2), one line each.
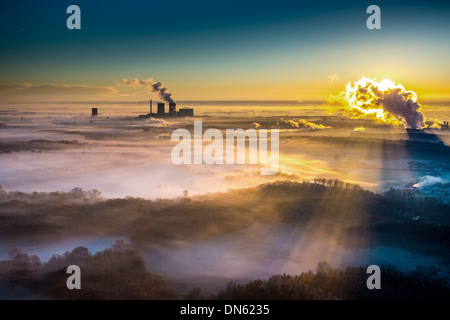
327 77 426 128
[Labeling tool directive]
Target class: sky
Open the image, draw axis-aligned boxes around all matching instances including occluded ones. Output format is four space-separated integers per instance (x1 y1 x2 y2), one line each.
0 0 449 102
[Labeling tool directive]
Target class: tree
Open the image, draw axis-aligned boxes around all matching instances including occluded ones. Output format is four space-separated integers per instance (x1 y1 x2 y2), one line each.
316 261 332 276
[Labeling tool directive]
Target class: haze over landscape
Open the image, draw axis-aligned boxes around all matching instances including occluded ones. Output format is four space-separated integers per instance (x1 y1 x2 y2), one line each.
0 0 450 299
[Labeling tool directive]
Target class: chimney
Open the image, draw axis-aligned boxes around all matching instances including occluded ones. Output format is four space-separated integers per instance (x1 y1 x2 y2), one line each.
157 103 165 115
169 102 177 116
150 99 152 114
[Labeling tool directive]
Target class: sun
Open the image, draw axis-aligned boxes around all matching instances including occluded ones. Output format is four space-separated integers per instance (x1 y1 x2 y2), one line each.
378 78 396 91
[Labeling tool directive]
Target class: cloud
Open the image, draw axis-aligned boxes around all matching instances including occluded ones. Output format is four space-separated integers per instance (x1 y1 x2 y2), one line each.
282 119 331 130
119 77 175 103
328 73 340 83
0 84 118 102
0 84 34 94
412 176 447 188
328 77 426 129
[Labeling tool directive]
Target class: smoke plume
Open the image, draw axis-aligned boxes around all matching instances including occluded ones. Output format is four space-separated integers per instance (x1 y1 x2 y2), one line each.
328 77 426 129
120 78 175 103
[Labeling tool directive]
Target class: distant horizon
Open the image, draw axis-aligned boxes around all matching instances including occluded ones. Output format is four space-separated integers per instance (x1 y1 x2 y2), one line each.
1 99 450 106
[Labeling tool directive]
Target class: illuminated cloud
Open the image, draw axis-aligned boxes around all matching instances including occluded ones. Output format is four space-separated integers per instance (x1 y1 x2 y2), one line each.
412 176 447 188
428 120 442 129
283 119 331 130
352 126 366 132
328 77 426 129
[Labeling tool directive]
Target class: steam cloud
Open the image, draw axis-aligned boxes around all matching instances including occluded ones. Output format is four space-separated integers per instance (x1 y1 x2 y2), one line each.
412 176 447 188
329 77 426 129
121 78 175 103
284 119 331 130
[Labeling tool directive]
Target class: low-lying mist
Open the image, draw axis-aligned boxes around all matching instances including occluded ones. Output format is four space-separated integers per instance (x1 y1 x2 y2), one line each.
1 108 449 199
1 180 449 296
1 104 450 298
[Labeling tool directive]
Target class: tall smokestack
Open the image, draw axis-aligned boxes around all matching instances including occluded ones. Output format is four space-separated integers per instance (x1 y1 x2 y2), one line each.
150 99 152 114
169 102 176 116
157 103 165 115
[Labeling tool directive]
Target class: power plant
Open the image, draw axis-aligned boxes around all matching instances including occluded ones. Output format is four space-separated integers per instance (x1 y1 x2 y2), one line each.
442 121 449 130
139 99 194 118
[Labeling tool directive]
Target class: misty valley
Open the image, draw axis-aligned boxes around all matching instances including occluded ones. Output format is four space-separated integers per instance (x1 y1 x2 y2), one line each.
0 101 450 299
0 179 449 299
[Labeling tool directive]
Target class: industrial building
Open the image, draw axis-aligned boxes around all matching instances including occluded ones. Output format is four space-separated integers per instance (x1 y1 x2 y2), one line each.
139 100 194 118
406 128 424 134
442 121 449 130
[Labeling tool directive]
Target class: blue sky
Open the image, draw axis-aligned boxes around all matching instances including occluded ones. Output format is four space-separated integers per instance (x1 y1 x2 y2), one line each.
0 0 449 101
